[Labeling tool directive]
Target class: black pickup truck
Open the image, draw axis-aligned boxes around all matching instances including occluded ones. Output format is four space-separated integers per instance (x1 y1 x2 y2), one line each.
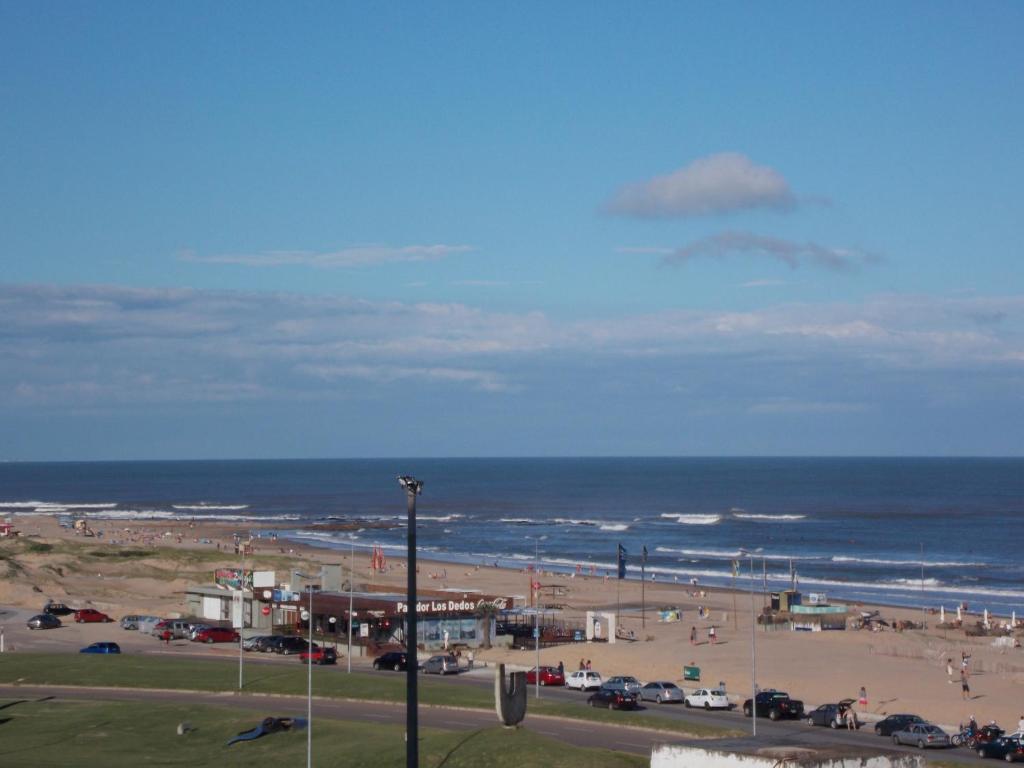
742 690 805 720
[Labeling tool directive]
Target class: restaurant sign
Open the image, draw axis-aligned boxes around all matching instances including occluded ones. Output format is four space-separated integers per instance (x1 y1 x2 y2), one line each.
396 597 509 615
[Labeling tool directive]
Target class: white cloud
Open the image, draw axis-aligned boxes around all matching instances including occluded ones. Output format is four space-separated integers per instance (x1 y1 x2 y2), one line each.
664 231 878 271
606 153 796 218
747 400 869 415
178 243 473 268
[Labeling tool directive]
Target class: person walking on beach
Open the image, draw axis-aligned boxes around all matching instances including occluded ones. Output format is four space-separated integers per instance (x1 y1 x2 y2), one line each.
690 626 697 645
947 658 954 683
961 669 971 700
585 659 592 670
557 660 564 678
858 686 867 712
579 658 585 670
708 626 717 644
1018 714 1024 733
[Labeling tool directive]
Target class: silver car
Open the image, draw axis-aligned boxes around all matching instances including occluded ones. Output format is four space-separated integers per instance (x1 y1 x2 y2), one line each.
421 654 459 674
640 681 684 704
603 675 642 693
27 613 61 630
891 723 951 749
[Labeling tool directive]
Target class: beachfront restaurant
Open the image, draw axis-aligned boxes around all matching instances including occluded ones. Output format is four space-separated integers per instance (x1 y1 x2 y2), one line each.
274 588 512 653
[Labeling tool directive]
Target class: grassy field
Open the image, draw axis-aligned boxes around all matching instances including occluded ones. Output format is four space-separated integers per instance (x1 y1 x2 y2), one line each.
0 653 733 738
0 697 648 768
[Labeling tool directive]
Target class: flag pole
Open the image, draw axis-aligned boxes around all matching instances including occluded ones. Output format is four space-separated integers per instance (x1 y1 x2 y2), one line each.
641 545 647 629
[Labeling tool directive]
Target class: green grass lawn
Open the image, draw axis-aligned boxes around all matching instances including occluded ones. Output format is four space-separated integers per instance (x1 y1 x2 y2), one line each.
0 697 648 768
0 653 733 738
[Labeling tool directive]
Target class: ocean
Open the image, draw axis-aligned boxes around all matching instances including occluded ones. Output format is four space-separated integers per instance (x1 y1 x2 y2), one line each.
1 457 1022 614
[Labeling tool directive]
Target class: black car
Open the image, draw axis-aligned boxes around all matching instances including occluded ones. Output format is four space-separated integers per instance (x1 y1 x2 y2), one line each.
806 700 858 729
253 635 284 652
977 736 1024 762
373 651 409 671
272 636 311 655
875 714 926 737
587 687 639 710
742 690 804 720
43 602 74 616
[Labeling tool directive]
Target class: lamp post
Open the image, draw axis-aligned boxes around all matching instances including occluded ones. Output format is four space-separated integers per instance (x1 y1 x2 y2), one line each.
293 570 315 768
238 535 245 690
526 534 546 699
398 475 423 768
739 547 762 737
347 541 354 674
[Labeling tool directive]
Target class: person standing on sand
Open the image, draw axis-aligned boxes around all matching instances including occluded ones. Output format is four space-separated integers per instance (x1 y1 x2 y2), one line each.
1018 714 1024 733
708 625 716 644
961 669 970 700
579 658 585 670
858 686 867 712
947 658 954 683
690 626 697 645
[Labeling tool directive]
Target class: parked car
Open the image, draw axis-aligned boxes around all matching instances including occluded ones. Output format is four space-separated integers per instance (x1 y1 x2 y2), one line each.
192 627 240 644
525 666 565 686
74 608 113 624
565 670 603 691
187 623 214 640
806 700 859 729
153 619 192 640
372 651 409 671
274 636 312 655
120 615 141 630
43 602 74 616
300 647 337 665
976 735 1024 761
742 690 804 720
242 635 272 651
892 723 952 749
603 675 642 693
422 654 458 675
875 714 926 737
639 681 684 704
27 613 62 630
252 635 286 652
685 687 731 710
587 687 639 710
80 642 121 654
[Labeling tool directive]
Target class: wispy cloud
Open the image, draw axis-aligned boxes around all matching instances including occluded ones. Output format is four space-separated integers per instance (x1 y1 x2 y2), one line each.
663 231 879 272
740 279 788 288
178 243 473 268
606 153 796 218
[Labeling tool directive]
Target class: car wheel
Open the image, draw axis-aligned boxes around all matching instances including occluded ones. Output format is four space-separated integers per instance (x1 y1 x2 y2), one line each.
684 699 691 708
978 749 987 758
206 638 213 644
875 726 882 736
917 740 926 749
1004 753 1015 763
655 695 662 704
608 703 615 711
807 717 814 726
892 736 900 745
743 705 752 717
830 720 838 729
540 679 546 686
769 709 780 721
394 663 402 671
704 702 711 710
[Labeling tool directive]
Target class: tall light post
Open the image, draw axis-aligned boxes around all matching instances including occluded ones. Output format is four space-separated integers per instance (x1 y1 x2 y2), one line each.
293 570 315 768
526 534 546 699
347 541 355 674
238 535 245 690
398 475 423 768
739 547 762 737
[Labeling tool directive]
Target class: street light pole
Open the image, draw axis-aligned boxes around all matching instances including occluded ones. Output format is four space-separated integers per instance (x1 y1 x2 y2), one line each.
534 536 540 699
398 476 423 768
740 547 762 738
293 569 315 768
239 536 245 690
347 541 354 674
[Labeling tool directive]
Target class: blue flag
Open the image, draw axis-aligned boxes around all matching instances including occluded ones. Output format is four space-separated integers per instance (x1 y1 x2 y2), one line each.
617 543 627 579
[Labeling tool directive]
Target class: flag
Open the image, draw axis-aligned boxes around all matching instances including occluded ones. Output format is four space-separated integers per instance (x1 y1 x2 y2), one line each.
617 544 627 579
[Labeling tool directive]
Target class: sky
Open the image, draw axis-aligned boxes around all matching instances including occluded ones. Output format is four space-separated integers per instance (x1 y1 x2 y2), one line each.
1 2 1023 460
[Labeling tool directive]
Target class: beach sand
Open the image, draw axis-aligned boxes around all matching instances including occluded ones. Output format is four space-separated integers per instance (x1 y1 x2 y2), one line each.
2 514 1022 730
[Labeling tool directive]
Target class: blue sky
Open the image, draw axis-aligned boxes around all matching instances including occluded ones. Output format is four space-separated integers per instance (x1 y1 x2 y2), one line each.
2 2 1022 459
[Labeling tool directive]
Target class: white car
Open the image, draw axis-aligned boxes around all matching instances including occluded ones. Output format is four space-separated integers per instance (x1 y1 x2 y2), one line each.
565 670 603 691
685 688 731 710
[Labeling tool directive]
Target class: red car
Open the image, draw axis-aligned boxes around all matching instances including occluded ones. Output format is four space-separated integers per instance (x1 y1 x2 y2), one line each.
74 609 113 623
525 666 565 686
192 627 240 644
299 647 337 665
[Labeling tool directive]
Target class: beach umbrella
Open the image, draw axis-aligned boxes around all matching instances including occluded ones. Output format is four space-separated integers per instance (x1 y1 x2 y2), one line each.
940 606 945 623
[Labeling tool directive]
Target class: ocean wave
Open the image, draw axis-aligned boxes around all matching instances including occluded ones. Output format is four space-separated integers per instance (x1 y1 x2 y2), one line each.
552 518 601 527
655 546 821 562
2 501 119 511
661 513 722 525
831 555 987 568
172 504 250 511
418 514 464 522
498 518 547 525
733 513 806 522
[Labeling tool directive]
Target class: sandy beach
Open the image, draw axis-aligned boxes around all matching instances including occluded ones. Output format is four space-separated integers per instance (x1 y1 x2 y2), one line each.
3 513 1023 731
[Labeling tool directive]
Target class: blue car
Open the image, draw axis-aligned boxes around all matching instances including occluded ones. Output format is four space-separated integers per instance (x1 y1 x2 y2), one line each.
80 642 121 654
